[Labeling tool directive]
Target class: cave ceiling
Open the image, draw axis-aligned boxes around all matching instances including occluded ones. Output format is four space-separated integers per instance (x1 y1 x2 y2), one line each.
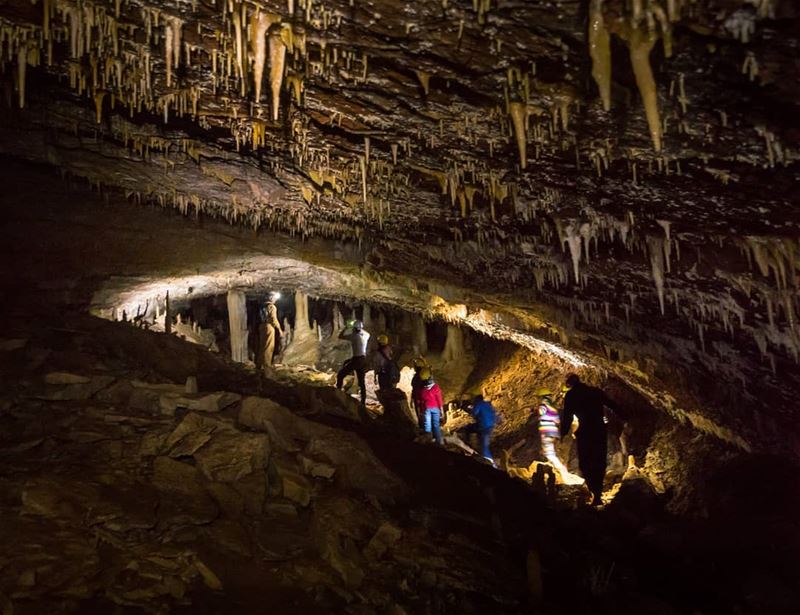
0 0 799 457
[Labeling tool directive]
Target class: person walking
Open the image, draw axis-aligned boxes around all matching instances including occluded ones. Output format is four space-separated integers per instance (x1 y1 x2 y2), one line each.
262 292 283 373
410 356 430 430
535 388 583 484
336 320 370 406
415 367 444 445
464 391 498 465
372 334 401 391
560 374 625 505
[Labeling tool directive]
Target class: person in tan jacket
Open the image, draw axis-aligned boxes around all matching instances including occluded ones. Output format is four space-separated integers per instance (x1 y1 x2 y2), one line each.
262 292 283 372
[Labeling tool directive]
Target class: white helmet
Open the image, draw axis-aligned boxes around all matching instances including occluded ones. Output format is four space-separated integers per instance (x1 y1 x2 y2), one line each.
353 320 364 330
268 291 281 302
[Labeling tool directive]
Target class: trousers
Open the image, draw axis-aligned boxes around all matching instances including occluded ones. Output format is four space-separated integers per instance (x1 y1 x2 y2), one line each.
423 408 443 445
465 423 493 460
540 433 571 478
576 429 608 501
336 356 367 405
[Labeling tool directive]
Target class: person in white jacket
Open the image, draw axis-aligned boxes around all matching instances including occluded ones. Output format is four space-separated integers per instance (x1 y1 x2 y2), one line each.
336 320 370 405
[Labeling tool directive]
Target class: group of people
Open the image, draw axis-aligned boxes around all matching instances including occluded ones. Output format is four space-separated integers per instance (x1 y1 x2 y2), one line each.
267 303 625 506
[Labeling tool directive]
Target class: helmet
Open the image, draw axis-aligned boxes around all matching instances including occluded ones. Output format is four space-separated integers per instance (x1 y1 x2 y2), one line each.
412 356 428 369
565 373 580 388
419 367 432 381
268 291 281 302
535 388 553 397
377 334 389 346
353 320 364 330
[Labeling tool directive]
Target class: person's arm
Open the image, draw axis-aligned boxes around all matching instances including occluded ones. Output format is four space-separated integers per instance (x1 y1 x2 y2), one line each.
560 396 574 438
268 305 283 333
338 328 350 341
602 391 627 422
435 386 444 411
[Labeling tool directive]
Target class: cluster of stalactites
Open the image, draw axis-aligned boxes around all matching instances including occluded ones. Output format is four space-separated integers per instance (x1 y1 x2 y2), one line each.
587 0 683 152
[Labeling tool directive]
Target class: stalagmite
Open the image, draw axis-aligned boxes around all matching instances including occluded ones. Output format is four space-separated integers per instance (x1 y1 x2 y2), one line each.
412 315 428 355
588 0 612 111
17 47 26 109
508 101 527 169
442 324 465 362
226 289 248 363
269 27 286 121
627 27 662 152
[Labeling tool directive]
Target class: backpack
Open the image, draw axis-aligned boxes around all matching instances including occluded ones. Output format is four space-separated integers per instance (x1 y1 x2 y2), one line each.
378 359 401 388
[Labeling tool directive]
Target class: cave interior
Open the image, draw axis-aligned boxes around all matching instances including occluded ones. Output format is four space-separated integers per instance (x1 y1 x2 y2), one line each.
0 0 799 612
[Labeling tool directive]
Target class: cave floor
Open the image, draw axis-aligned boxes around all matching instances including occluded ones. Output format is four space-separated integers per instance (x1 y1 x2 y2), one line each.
0 312 798 615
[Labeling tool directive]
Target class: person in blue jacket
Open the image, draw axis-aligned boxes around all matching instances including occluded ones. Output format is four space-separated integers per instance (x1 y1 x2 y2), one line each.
464 391 499 464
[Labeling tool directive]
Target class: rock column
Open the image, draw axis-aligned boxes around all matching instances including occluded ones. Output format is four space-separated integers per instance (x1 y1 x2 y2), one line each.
227 290 248 363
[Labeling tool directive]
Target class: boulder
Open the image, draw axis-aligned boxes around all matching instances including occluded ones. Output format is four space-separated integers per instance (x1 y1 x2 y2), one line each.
164 413 222 457
301 456 336 480
270 461 313 507
363 522 403 561
193 431 269 482
185 391 242 413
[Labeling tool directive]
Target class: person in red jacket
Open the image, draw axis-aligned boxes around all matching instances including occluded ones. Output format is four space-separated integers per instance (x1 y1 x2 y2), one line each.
415 367 443 445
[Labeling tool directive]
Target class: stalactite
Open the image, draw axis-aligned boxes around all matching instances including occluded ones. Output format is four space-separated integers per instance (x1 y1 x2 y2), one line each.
626 27 662 152
648 236 666 315
415 70 431 96
269 27 286 121
508 101 527 169
94 90 106 123
250 11 278 103
588 0 611 111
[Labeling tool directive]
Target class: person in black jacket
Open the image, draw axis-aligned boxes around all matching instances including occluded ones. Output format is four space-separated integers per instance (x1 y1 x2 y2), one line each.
560 374 626 506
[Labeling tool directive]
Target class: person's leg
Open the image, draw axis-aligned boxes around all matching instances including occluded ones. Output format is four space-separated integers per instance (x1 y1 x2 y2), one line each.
263 326 276 373
355 359 367 405
542 434 571 477
336 358 354 389
480 429 492 459
431 409 443 445
581 434 607 504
